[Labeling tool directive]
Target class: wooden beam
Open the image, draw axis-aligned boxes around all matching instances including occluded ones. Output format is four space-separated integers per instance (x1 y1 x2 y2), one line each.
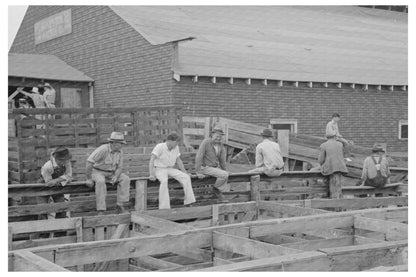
255 234 307 245
82 213 130 228
197 251 330 271
258 201 329 217
9 217 81 234
133 256 181 270
212 204 219 226
353 215 408 241
130 213 195 234
281 236 353 251
305 197 408 210
302 228 352 239
366 264 408 271
245 78 251 85
12 250 69 271
135 180 147 212
228 77 233 85
353 235 384 245
211 77 216 84
213 231 302 259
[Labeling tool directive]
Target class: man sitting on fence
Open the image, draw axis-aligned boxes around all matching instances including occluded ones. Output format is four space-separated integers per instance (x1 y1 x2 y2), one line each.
359 143 391 188
39 146 73 220
318 132 348 199
326 113 353 162
195 126 231 203
248 128 284 177
85 132 131 215
149 132 196 209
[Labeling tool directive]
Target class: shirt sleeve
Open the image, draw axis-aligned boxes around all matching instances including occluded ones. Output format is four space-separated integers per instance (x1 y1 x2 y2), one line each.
219 145 227 170
151 144 163 158
41 161 54 183
87 145 105 164
255 145 263 168
195 140 207 172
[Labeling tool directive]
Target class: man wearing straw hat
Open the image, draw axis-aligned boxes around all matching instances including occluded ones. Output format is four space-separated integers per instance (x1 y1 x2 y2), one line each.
39 146 73 219
248 128 284 177
318 132 348 199
41 82 56 108
195 126 230 203
86 132 131 214
359 143 390 188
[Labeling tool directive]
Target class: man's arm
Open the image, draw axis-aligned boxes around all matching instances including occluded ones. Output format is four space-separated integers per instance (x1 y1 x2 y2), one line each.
254 146 263 168
41 163 53 183
149 154 157 180
176 157 189 174
195 140 206 172
219 146 227 170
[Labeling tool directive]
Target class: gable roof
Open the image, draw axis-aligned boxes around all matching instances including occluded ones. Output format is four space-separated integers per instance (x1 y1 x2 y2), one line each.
8 53 94 82
110 6 407 86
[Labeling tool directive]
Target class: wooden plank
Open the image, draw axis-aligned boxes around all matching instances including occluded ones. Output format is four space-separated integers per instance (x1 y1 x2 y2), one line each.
133 256 181 270
130 213 195 233
82 213 131 228
354 215 408 241
213 231 302 259
144 205 212 221
12 250 69 271
365 264 408 271
135 180 147 212
255 234 307 245
280 236 354 251
308 196 408 209
213 256 233 266
212 204 219 226
52 230 212 267
128 264 151 271
302 228 352 239
196 251 330 271
259 201 329 217
319 240 408 271
9 218 80 234
353 235 384 245
12 236 77 250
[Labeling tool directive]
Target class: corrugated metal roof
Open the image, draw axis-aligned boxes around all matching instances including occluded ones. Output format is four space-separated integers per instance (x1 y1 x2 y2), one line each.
8 53 94 82
110 6 407 85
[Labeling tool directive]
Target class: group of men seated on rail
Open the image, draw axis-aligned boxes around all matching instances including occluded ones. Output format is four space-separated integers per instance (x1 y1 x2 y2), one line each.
40 113 391 215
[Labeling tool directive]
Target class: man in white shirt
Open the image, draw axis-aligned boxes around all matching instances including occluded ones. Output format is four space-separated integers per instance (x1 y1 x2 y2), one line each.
149 132 196 209
326 113 353 162
248 129 284 176
41 83 56 108
39 147 73 219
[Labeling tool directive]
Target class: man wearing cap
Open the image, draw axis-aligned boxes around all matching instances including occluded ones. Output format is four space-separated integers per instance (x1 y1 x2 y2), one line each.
326 113 353 162
195 126 230 202
248 129 284 176
149 132 196 209
38 147 73 219
318 133 348 199
359 143 390 188
41 83 56 108
86 132 131 214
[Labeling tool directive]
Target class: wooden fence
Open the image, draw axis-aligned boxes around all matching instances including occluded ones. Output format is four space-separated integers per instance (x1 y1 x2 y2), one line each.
8 106 183 184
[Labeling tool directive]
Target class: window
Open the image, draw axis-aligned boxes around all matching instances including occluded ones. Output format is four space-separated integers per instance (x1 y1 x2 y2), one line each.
269 119 298 133
399 120 408 140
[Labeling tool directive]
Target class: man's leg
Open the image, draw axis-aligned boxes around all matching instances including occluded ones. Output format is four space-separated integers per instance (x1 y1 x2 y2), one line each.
337 137 351 158
92 170 107 211
201 167 230 192
167 168 196 206
155 168 171 209
116 173 131 211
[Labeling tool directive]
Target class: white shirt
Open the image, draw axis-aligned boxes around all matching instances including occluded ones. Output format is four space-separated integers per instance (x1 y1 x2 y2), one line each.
43 87 56 108
152 143 180 168
255 139 284 169
41 157 72 186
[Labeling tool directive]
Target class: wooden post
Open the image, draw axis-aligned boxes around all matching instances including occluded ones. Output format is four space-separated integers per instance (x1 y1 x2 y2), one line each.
212 204 219 226
135 180 147 212
329 173 342 199
204 117 211 139
9 226 13 251
250 175 260 219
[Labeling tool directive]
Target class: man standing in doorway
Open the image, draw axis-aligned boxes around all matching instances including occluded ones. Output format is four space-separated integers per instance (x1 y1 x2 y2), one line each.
248 128 284 176
195 126 230 203
318 133 348 199
86 132 131 214
149 132 196 209
326 113 353 162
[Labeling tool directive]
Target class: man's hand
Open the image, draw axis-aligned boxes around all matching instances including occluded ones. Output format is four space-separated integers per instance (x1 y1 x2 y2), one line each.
85 179 94 188
111 175 119 185
196 173 205 179
46 179 60 187
149 175 156 181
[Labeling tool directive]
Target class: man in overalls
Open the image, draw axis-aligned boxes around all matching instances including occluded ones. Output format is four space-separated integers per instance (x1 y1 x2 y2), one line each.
39 146 73 219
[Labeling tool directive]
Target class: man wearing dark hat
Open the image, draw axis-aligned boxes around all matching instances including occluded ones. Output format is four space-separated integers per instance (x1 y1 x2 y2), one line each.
86 132 131 214
359 143 390 187
39 146 73 219
318 132 348 198
248 129 284 176
195 126 230 202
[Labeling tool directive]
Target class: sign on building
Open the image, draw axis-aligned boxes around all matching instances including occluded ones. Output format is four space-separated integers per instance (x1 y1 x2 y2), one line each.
34 9 72 45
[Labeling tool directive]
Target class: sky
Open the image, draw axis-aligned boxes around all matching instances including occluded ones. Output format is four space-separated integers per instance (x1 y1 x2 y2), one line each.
8 5 28 50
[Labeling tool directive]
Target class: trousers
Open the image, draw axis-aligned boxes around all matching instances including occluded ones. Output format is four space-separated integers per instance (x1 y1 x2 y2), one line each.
200 166 230 192
155 167 196 209
91 169 130 211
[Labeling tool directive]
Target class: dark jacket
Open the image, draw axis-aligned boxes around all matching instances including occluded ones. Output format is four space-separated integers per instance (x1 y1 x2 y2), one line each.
318 138 348 176
195 138 227 171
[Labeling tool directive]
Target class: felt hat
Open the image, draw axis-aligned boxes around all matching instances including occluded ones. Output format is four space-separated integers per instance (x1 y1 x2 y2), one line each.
31 87 39 93
43 83 52 88
212 126 225 135
260 128 273 137
107 132 127 144
53 147 72 160
372 143 385 153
